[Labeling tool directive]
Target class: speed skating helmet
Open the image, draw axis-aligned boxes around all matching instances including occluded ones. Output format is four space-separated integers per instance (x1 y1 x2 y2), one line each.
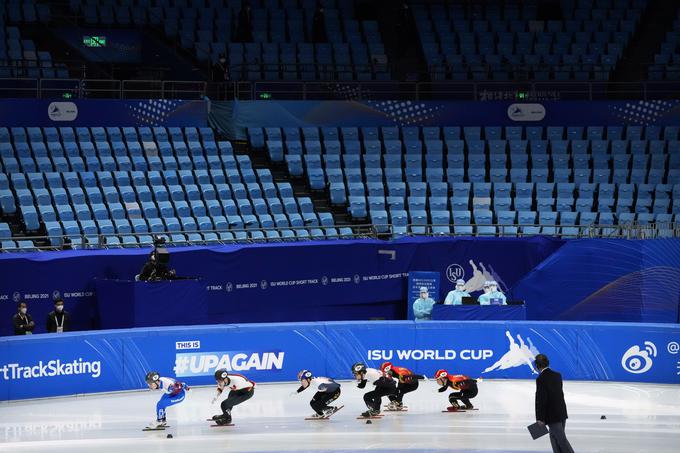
145 371 160 384
297 369 313 381
214 369 229 381
351 362 367 375
434 369 449 381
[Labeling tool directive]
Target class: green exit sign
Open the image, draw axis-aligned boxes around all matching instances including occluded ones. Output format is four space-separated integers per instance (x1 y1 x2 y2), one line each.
83 36 107 47
259 92 272 100
516 91 528 100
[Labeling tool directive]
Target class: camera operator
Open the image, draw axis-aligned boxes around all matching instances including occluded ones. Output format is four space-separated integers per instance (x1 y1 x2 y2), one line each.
138 237 176 282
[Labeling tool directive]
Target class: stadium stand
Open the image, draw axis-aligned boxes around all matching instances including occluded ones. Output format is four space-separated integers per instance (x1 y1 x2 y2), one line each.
67 0 390 81
650 9 680 80
0 2 69 79
0 126 353 250
249 124 680 238
0 1 679 251
415 0 647 82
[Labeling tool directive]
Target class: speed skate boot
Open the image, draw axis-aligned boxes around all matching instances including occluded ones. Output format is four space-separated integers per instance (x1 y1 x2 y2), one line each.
446 402 462 412
361 408 380 417
322 406 337 418
146 419 164 429
214 411 232 425
386 401 398 411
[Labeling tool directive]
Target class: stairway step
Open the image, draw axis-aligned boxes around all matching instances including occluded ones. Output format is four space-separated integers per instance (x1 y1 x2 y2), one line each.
237 138 353 227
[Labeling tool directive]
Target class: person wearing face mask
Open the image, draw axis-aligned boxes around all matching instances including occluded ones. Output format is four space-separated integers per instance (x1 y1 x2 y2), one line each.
412 286 436 320
13 301 35 335
486 280 507 305
46 297 70 333
444 279 471 305
477 281 493 305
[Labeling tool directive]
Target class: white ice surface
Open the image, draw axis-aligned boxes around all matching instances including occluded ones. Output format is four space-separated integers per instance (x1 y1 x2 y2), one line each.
1 379 679 452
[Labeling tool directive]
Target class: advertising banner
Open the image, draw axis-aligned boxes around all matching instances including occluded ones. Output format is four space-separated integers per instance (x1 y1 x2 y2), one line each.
1 321 679 401
211 99 680 140
0 99 208 127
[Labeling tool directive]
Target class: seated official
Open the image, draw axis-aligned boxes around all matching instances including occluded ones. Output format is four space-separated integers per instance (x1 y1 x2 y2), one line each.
13 301 35 335
477 281 493 305
479 280 507 305
413 287 436 320
444 279 470 305
46 298 70 333
487 280 507 305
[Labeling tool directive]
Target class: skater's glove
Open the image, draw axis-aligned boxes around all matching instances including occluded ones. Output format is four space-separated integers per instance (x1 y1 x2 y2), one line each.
357 380 367 389
438 386 447 393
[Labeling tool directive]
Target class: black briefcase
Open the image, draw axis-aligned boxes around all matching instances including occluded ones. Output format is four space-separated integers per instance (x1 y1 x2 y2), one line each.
527 422 549 440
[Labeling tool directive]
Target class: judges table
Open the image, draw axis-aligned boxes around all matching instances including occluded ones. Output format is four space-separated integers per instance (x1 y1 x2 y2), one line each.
431 304 527 321
94 278 207 329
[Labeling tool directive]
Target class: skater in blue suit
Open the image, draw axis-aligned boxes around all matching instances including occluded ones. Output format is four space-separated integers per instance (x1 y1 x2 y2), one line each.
144 371 189 429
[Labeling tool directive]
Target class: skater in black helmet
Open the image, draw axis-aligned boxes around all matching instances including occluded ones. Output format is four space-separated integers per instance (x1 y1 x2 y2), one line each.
351 362 396 418
294 369 343 419
210 369 256 425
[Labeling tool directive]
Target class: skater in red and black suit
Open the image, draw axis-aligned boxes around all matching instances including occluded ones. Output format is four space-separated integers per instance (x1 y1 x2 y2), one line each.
434 369 478 411
380 362 425 410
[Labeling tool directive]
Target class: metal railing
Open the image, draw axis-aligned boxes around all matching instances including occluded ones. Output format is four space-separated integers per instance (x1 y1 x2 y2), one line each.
236 79 680 101
0 78 208 99
2 222 677 252
2 77 680 100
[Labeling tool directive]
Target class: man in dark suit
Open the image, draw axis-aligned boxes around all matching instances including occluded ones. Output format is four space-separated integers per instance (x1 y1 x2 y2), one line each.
46 297 70 333
13 301 35 335
535 354 575 453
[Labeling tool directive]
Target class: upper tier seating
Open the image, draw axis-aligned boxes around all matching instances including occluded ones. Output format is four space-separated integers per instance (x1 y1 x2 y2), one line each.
414 0 646 82
649 10 680 80
67 0 390 81
1 3 69 79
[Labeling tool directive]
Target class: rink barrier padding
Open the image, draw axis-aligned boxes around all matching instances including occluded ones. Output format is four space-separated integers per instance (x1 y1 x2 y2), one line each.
1 320 679 401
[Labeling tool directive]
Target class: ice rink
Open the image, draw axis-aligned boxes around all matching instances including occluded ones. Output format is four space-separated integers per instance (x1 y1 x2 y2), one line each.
1 379 679 453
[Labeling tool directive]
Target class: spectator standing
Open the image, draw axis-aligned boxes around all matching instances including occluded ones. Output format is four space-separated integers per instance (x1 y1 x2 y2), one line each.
46 297 70 333
237 3 253 42
211 53 231 100
13 301 35 335
312 5 327 43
